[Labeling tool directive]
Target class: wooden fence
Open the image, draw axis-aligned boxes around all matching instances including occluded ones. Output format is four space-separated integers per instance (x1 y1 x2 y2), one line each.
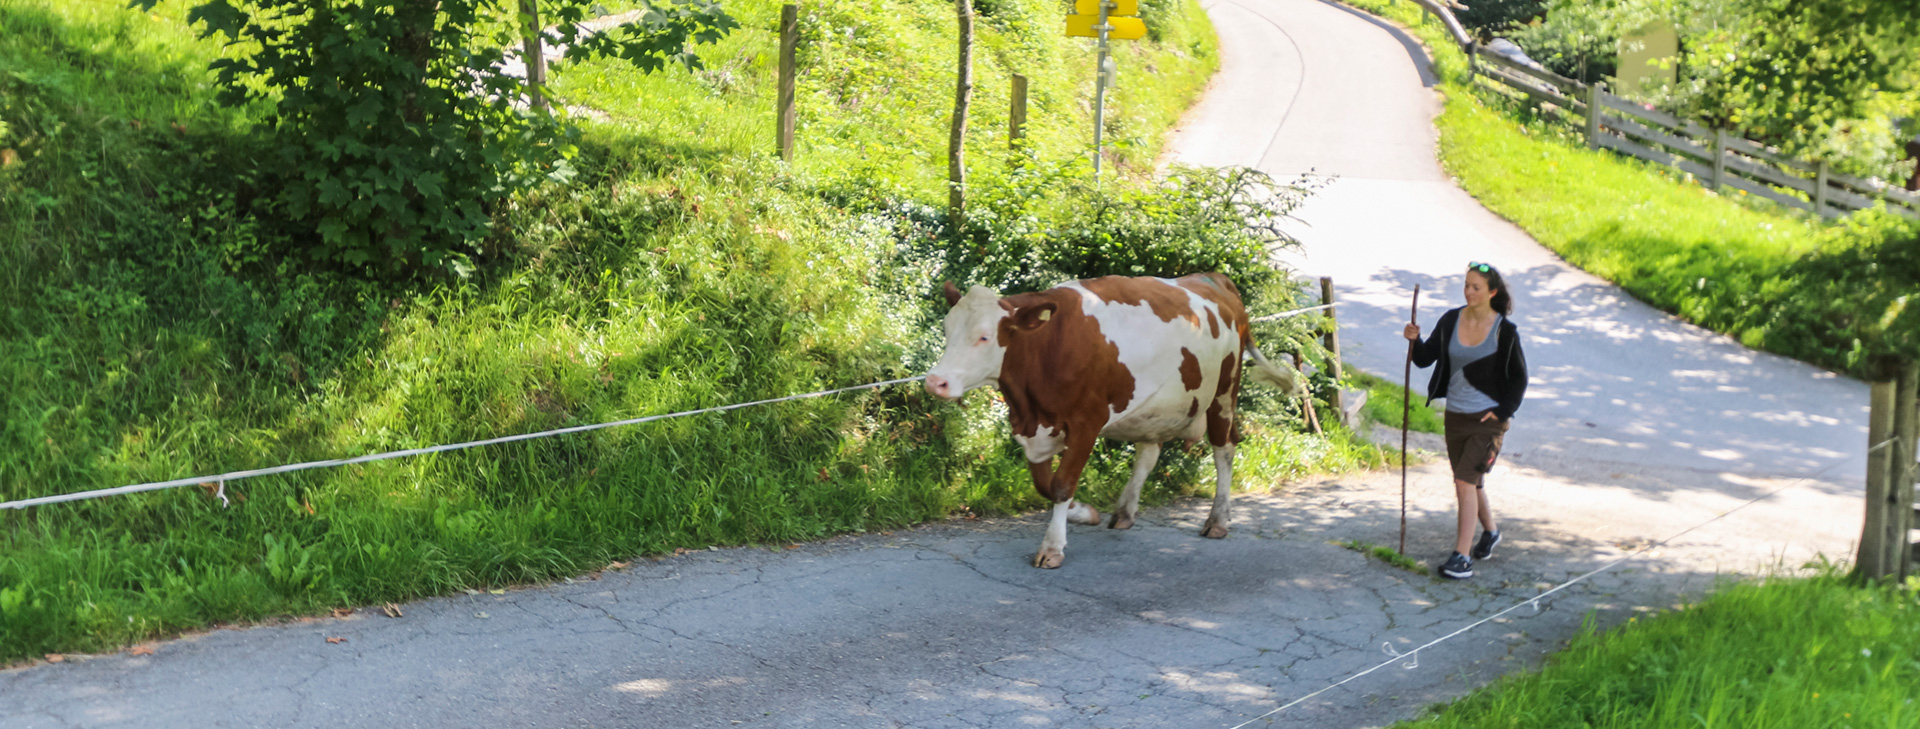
1469 46 1920 220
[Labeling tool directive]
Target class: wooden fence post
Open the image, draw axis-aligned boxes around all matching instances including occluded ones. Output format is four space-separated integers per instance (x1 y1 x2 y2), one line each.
1584 82 1604 150
1009 74 1028 149
778 3 798 161
519 0 548 112
1815 160 1831 217
1711 128 1728 192
1893 361 1918 581
1320 277 1344 422
1860 378 1897 580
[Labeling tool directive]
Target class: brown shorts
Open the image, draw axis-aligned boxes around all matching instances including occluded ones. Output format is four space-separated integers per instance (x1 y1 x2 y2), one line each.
1444 410 1509 488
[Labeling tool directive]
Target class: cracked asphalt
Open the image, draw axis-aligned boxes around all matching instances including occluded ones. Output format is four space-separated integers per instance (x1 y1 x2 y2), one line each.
0 0 1874 727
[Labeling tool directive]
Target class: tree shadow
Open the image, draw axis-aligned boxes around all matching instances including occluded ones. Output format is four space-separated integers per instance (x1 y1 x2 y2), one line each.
1328 264 1870 493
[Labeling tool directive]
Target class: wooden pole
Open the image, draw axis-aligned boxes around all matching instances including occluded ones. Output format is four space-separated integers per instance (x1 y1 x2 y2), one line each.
1892 361 1918 581
519 0 548 112
1401 285 1420 556
948 0 974 229
1585 82 1603 150
1858 378 1895 581
777 4 798 161
1320 277 1344 423
1009 74 1028 149
1711 128 1729 192
1815 161 1831 217
1293 353 1323 436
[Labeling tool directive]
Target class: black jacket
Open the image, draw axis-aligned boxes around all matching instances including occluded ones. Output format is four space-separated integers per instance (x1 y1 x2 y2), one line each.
1410 307 1528 421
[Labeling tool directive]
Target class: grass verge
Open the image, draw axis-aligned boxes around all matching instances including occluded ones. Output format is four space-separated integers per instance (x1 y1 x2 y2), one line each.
1340 539 1426 574
0 0 1390 664
1350 369 1445 435
1392 575 1920 729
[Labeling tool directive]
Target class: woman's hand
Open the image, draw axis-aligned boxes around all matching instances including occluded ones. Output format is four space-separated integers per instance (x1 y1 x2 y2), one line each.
1479 411 1499 422
1403 323 1421 341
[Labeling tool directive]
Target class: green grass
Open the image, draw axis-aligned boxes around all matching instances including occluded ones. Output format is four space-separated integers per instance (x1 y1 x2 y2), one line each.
1350 369 1445 435
1392 575 1920 729
1330 0 1919 376
1340 539 1426 574
1430 74 1919 377
0 0 1397 664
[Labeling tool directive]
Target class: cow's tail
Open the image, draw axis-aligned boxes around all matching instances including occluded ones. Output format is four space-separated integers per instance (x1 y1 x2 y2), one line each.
1245 343 1308 397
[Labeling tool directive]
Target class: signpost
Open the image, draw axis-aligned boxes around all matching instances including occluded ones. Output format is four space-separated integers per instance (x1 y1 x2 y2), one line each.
1065 0 1147 178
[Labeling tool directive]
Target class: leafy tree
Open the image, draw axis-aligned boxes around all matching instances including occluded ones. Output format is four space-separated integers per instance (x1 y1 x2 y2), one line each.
129 0 736 274
1677 0 1918 158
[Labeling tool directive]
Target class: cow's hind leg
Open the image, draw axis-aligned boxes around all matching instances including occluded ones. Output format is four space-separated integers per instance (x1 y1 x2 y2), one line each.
1108 442 1162 530
1200 443 1235 539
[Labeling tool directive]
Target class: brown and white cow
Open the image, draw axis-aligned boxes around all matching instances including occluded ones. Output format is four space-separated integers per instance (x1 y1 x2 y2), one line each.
925 273 1305 568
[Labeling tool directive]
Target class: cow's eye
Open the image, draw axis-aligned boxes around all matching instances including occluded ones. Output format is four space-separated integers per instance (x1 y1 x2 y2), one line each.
977 336 990 344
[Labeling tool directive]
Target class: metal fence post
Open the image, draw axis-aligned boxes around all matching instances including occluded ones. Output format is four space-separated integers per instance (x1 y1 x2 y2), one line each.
778 4 798 161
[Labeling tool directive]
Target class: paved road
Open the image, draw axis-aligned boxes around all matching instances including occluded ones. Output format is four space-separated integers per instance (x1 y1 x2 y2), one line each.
0 1 1871 728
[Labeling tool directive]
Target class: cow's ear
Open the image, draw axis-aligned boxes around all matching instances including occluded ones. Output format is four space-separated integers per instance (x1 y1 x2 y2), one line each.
941 281 963 307
1013 302 1057 331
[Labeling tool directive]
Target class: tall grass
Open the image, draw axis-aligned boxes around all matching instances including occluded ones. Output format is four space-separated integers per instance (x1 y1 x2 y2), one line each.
1393 575 1920 729
0 0 1389 664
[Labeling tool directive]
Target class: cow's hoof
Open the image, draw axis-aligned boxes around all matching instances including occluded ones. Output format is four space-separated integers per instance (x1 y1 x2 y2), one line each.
1067 501 1101 526
1108 512 1135 530
1200 518 1229 539
1032 549 1064 569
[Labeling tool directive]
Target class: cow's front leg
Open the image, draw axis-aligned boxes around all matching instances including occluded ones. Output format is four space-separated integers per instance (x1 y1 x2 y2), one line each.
1109 442 1162 530
1201 442 1236 539
1033 429 1100 568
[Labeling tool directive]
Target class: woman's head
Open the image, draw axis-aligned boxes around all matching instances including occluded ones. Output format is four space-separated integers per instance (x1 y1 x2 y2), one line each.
1464 262 1511 315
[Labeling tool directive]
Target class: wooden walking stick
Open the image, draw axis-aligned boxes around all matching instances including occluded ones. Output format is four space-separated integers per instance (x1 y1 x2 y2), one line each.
1401 285 1420 556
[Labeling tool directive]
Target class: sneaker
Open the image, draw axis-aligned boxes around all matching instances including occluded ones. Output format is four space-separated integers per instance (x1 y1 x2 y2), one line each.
1439 551 1474 579
1471 530 1503 560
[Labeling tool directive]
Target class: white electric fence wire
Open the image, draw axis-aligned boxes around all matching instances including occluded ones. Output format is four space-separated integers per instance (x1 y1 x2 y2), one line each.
0 376 929 511
1220 436 1899 729
1250 303 1335 322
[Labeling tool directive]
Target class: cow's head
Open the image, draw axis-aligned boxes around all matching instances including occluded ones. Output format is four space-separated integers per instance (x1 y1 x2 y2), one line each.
925 282 1056 400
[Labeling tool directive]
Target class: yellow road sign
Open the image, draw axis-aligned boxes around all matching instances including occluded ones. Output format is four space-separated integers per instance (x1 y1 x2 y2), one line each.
1074 0 1139 15
1065 14 1147 40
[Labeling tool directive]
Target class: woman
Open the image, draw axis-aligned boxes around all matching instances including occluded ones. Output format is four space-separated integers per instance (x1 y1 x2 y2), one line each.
1403 262 1528 580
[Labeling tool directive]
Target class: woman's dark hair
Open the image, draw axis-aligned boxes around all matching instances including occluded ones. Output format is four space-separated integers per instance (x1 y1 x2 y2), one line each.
1468 263 1512 315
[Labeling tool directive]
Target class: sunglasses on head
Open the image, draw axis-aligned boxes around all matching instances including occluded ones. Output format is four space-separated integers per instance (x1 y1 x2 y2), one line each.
1468 261 1496 274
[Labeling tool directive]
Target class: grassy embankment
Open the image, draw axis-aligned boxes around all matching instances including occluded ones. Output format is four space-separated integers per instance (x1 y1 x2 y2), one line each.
0 0 1389 663
1332 3 1920 727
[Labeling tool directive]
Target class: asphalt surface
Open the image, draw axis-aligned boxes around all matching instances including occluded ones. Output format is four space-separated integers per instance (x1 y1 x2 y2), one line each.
0 1 1873 728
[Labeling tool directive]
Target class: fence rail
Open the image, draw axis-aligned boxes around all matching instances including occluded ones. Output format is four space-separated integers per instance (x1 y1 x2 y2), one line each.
1468 46 1920 220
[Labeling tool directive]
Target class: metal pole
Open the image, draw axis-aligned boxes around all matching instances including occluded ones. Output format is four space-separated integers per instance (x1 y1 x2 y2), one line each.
1093 0 1111 178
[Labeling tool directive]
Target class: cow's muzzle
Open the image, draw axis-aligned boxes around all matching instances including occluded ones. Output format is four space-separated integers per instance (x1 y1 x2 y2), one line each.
924 375 964 405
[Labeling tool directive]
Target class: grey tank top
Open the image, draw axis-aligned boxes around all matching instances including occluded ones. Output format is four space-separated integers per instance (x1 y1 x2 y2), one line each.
1445 315 1501 413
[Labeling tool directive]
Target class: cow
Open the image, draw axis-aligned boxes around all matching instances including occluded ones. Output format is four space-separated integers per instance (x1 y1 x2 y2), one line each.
924 273 1307 568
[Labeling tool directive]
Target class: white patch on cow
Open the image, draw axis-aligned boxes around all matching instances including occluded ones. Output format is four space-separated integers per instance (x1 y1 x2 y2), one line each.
926 285 1011 399
1061 280 1239 443
1013 425 1067 463
1039 499 1072 560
